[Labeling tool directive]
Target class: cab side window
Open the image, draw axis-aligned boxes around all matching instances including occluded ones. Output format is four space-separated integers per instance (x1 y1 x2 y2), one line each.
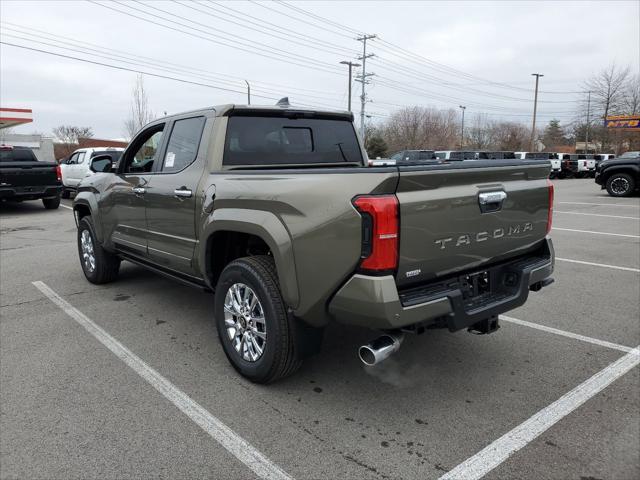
77 152 86 165
67 153 79 165
162 116 206 173
122 124 165 174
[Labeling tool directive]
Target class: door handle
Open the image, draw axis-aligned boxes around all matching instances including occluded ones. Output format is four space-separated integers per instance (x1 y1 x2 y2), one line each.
132 187 146 195
174 188 192 198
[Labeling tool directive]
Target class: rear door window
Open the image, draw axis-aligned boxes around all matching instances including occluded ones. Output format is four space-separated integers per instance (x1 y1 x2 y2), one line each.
162 116 206 173
224 115 363 166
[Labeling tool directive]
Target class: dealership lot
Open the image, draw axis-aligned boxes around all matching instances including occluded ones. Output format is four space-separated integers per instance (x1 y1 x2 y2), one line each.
1 180 638 480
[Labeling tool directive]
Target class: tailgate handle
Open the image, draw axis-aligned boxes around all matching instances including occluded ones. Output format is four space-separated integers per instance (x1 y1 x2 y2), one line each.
479 191 506 213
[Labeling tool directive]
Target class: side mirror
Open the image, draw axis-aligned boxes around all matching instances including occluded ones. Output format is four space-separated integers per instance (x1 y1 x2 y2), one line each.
90 154 113 173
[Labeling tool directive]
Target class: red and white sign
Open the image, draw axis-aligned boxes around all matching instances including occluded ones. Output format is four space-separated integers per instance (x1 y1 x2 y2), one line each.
0 108 33 129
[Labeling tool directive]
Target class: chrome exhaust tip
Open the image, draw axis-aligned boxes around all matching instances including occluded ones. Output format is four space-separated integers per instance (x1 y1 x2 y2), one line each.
358 332 404 366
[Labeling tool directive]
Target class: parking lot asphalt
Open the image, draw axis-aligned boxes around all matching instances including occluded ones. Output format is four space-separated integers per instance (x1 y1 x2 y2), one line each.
1 179 639 480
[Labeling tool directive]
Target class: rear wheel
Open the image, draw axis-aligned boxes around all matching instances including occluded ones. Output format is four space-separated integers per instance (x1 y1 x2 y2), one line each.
214 255 302 383
43 196 60 209
77 216 120 283
606 173 635 197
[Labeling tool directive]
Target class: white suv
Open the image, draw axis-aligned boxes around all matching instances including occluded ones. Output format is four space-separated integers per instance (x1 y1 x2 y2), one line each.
60 147 124 198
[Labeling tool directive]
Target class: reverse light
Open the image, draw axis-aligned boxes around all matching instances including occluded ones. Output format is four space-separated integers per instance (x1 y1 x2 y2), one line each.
546 179 554 234
352 195 399 273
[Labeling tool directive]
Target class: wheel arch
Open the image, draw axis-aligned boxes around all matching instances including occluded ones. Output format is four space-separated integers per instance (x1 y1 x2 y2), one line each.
72 194 104 243
200 208 299 309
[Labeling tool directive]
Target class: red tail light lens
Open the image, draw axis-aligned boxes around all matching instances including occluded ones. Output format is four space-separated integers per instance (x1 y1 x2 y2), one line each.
546 179 554 234
352 195 399 272
55 164 62 182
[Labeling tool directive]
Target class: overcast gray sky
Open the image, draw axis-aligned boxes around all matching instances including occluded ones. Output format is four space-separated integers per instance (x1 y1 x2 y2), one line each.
1 0 638 139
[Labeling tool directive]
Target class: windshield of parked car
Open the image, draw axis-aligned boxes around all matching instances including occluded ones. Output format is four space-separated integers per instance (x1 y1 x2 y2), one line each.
224 115 363 166
0 147 38 162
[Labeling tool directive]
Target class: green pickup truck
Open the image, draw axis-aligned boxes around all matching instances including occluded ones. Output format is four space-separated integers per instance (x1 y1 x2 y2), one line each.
73 104 555 383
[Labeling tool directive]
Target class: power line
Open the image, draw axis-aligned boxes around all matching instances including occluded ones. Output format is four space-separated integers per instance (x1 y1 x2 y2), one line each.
87 0 344 75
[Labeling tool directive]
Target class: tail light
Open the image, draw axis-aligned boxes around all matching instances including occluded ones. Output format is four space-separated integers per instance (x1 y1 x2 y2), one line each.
546 179 554 234
352 195 399 273
55 164 62 182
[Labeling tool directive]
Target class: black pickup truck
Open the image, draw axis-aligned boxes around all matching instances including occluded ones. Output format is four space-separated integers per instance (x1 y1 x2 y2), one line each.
0 145 62 209
595 152 640 197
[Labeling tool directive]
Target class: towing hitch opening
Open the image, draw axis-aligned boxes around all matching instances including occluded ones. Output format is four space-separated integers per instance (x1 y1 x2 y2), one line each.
467 316 500 335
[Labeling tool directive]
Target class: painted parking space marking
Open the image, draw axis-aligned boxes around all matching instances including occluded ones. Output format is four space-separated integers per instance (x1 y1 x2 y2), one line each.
439 346 640 480
557 201 640 208
32 281 293 480
555 211 639 220
553 227 639 239
59 204 73 210
500 316 637 354
555 257 640 273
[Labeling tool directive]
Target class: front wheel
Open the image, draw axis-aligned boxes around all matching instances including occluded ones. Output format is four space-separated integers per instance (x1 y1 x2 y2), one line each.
77 216 120 283
43 196 60 209
606 173 635 197
214 256 302 383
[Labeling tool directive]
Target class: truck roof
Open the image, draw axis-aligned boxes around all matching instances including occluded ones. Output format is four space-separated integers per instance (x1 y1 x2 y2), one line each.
152 104 353 122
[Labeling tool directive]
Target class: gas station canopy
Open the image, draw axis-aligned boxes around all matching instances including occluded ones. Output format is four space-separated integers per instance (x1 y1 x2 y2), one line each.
0 108 33 129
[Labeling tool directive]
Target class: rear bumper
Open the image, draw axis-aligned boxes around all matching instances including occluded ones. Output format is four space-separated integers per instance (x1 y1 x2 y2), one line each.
329 238 555 331
0 185 62 200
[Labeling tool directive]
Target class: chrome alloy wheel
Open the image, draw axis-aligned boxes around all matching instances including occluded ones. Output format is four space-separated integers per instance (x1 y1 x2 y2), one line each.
80 229 96 273
224 283 267 362
610 177 630 195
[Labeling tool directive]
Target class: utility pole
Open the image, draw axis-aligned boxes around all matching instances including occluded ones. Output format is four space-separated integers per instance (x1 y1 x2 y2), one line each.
530 73 543 152
340 61 360 112
244 80 251 105
459 105 466 149
585 90 591 153
355 34 376 142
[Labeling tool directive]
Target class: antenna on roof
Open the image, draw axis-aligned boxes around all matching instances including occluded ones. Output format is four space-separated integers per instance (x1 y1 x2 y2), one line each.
276 97 290 108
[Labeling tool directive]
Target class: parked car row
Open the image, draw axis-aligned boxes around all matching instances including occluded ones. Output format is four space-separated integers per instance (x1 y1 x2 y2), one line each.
376 149 621 180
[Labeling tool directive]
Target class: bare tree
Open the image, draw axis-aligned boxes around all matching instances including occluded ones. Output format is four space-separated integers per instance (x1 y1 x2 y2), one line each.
623 74 640 114
466 114 494 149
124 74 154 140
52 125 94 157
584 63 630 119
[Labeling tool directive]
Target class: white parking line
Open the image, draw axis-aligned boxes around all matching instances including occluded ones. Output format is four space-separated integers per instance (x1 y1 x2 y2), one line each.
500 316 637 354
439 346 640 480
32 281 293 480
59 204 73 210
553 227 640 239
556 257 640 273
558 202 640 208
555 211 639 220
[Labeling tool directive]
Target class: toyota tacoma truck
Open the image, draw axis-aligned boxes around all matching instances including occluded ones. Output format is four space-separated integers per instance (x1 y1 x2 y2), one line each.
0 145 62 208
72 104 555 383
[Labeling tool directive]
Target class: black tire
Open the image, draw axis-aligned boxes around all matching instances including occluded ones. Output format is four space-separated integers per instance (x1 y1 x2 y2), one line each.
42 196 60 209
605 173 635 197
61 190 70 199
77 216 120 284
214 255 302 384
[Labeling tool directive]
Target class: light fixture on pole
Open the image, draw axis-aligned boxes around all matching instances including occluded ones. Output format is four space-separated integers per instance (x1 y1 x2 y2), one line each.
340 61 361 112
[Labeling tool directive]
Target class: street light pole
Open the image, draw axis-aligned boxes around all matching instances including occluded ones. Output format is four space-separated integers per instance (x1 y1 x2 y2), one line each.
340 61 361 112
585 90 591 153
459 105 466 149
244 80 251 105
530 73 543 151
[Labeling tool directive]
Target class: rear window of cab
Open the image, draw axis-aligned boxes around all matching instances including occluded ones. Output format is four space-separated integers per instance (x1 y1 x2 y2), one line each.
223 116 363 166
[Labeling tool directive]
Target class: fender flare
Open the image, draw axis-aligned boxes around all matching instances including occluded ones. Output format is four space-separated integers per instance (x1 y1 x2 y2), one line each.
199 208 300 309
72 193 104 243
601 164 640 182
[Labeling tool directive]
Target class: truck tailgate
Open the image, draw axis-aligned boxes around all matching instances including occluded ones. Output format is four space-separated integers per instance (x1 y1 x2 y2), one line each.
0 161 59 188
395 160 551 288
